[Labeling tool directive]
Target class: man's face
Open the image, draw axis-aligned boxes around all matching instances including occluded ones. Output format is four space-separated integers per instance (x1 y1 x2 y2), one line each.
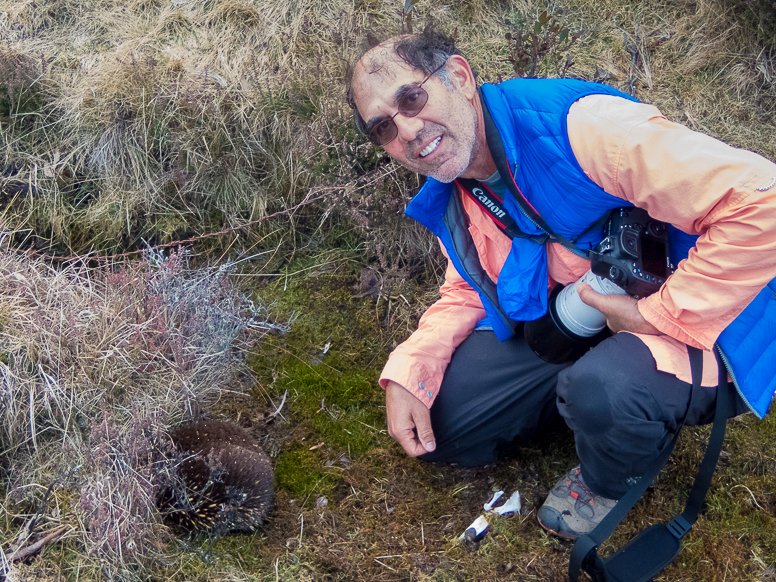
352 51 479 183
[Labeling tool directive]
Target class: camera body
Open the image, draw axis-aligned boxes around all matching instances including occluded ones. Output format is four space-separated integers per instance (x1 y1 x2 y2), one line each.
589 207 673 299
524 207 673 364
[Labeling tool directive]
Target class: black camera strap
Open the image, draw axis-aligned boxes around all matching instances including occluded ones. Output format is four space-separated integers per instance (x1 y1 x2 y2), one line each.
455 177 550 245
569 346 730 582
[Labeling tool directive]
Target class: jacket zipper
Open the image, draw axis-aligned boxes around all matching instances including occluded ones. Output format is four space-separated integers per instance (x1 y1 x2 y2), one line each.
715 344 756 417
444 198 517 335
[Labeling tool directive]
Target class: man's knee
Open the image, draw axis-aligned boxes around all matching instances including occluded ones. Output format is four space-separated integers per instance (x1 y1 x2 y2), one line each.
423 330 565 465
557 334 654 435
557 361 614 436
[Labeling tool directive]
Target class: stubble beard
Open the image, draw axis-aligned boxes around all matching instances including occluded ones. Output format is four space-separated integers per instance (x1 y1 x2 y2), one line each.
426 131 477 183
401 101 479 184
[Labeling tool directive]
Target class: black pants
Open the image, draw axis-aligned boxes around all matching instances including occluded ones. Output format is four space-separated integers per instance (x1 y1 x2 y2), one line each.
420 330 748 499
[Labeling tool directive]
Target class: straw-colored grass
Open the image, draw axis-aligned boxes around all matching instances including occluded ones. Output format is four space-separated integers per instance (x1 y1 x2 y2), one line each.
0 231 288 578
4 0 769 261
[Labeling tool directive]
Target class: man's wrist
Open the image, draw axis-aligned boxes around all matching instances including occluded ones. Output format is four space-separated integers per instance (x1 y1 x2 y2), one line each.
385 380 406 393
380 372 437 408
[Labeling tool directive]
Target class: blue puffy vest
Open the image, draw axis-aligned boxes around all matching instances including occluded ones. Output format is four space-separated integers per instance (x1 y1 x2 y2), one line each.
405 78 775 419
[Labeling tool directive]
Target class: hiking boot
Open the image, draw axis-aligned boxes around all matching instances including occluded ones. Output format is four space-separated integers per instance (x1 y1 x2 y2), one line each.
537 466 617 540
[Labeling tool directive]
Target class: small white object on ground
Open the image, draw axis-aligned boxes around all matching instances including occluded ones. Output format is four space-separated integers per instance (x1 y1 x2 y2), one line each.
458 489 522 543
459 515 490 541
492 490 521 515
483 490 504 511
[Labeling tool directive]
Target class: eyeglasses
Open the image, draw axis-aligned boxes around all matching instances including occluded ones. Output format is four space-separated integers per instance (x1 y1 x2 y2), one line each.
363 61 447 147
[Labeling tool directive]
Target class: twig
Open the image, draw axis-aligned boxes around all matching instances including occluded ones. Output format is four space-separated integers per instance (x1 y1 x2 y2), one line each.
8 479 59 556
266 390 288 422
7 188 334 263
374 559 396 571
731 484 765 510
5 525 69 562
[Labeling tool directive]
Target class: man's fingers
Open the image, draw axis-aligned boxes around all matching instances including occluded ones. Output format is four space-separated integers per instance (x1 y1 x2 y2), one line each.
389 420 427 457
397 432 428 457
577 282 603 309
412 409 436 453
578 282 627 313
576 282 660 335
392 409 435 457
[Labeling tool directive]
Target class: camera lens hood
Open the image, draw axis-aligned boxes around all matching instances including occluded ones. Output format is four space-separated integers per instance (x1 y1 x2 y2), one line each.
524 284 611 365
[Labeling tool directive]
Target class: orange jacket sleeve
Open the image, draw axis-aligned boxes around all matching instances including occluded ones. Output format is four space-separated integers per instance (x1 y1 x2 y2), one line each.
379 241 487 407
568 94 776 351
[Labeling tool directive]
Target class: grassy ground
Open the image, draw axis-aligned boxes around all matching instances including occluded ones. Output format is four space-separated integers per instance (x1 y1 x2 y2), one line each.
66 257 773 582
208 261 776 582
6 251 773 581
1 0 776 579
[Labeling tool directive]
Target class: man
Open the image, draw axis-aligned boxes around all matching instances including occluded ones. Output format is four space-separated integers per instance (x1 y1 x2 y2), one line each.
347 31 776 540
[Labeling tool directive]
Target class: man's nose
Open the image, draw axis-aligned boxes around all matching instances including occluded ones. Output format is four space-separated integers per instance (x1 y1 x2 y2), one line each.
394 113 424 143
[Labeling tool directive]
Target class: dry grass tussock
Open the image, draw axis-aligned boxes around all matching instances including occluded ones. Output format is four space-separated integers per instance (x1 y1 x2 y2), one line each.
1 0 444 287
1 0 367 250
2 0 771 273
567 0 776 154
0 229 288 578
2 3 774 187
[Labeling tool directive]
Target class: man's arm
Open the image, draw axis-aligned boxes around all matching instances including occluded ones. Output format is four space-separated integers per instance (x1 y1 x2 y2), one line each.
380 243 487 456
568 95 776 347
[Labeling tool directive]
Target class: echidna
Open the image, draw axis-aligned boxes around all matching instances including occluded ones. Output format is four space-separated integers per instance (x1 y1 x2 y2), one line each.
157 420 274 534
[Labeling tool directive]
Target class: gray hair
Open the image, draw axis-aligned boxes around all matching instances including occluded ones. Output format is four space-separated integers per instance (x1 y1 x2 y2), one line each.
346 28 468 136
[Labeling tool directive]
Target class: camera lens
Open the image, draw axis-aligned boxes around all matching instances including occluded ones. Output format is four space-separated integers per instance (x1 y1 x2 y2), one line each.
524 271 625 364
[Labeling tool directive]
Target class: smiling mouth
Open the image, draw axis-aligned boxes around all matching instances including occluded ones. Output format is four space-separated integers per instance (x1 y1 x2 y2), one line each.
419 136 442 158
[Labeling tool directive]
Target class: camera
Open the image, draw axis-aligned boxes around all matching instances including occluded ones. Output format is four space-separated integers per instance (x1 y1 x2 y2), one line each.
589 207 672 299
524 207 673 364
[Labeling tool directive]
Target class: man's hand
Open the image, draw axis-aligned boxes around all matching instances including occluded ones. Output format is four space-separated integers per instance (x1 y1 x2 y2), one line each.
577 282 661 335
385 381 436 457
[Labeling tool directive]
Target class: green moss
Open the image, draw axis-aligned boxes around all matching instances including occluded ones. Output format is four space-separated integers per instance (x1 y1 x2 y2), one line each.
273 357 385 451
274 445 342 499
250 252 398 504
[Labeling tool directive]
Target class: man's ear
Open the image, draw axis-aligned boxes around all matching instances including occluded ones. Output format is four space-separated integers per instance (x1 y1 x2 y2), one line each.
446 55 477 100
